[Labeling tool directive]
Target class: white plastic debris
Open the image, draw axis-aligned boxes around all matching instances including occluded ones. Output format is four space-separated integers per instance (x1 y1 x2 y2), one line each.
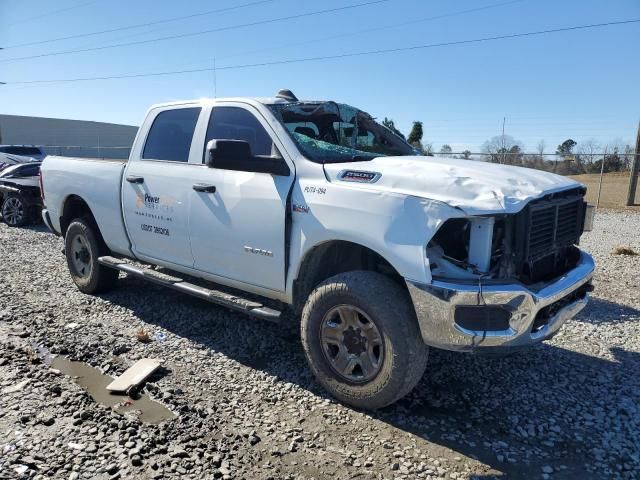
2 379 29 394
107 358 161 392
14 464 28 475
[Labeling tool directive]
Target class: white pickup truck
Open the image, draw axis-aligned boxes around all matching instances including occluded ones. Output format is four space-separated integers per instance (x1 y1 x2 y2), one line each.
41 90 595 409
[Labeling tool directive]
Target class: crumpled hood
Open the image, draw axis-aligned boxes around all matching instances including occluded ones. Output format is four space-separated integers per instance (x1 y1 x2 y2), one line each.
323 156 583 215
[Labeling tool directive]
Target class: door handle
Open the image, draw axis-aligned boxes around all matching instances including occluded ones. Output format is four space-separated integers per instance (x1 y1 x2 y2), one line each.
192 183 217 193
126 175 144 184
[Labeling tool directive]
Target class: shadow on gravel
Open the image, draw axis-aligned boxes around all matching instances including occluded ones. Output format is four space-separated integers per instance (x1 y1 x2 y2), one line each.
573 297 640 324
100 276 639 479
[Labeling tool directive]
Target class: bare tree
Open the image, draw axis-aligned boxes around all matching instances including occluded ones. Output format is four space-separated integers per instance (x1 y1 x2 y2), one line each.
576 139 601 169
536 140 545 159
423 142 434 156
481 135 524 164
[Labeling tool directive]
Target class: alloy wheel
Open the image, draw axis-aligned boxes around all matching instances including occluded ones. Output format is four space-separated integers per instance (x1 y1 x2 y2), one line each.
2 198 24 226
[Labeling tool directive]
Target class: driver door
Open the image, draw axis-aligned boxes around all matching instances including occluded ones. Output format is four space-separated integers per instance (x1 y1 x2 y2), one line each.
188 104 293 292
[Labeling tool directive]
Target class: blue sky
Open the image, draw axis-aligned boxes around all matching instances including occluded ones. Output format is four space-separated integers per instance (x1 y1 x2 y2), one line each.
0 0 638 153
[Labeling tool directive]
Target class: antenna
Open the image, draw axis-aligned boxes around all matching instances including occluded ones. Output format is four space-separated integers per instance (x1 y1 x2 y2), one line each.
213 57 217 98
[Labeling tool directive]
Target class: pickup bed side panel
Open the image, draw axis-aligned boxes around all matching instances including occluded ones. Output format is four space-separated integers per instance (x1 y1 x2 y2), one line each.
42 156 132 256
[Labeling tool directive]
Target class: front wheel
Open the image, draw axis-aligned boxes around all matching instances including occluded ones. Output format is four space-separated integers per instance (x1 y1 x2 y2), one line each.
301 271 428 410
65 218 118 294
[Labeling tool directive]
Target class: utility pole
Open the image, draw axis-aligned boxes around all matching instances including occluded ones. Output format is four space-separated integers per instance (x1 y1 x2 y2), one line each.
501 116 506 164
596 147 607 209
626 120 640 206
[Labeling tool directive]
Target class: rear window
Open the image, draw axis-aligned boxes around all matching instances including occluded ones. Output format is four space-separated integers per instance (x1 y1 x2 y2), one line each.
142 107 201 162
0 163 40 178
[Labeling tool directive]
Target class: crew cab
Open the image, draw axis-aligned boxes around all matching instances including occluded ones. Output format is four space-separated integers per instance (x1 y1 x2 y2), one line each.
0 162 43 227
40 90 596 409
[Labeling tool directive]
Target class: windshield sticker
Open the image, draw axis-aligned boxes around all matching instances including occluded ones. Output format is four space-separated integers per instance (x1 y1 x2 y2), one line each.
338 170 381 183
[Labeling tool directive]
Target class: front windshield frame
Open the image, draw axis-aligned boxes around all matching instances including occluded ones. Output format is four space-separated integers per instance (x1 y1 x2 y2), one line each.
268 102 419 164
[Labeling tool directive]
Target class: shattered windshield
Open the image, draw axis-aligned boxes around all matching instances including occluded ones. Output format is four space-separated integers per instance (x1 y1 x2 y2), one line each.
268 102 418 163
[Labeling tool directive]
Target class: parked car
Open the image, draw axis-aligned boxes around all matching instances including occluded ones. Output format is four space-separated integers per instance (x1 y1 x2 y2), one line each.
40 90 596 409
0 145 45 171
0 162 43 227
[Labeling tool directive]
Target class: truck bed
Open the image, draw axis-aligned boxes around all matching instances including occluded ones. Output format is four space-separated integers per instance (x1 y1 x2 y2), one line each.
41 156 131 255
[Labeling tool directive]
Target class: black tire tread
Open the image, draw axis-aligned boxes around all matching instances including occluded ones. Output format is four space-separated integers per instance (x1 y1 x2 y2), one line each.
64 217 118 294
301 271 428 409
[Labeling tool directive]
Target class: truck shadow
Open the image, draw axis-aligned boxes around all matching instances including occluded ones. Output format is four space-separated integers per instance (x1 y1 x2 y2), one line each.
101 276 639 479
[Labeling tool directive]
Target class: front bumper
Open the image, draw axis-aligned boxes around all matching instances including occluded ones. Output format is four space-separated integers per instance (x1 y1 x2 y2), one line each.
407 251 595 352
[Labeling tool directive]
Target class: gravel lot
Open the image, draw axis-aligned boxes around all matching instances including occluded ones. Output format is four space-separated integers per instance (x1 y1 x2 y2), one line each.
1 210 639 480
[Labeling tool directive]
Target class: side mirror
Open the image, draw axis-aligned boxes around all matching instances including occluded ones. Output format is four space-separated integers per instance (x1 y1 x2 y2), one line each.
206 140 290 176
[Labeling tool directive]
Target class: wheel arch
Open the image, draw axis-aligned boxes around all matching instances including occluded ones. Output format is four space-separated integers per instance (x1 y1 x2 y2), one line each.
59 195 108 252
292 240 406 314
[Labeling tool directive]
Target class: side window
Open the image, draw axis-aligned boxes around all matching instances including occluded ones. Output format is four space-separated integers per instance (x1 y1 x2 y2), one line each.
143 107 201 162
204 106 274 161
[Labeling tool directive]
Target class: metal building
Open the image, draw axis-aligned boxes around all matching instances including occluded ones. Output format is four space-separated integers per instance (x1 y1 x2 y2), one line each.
0 114 138 159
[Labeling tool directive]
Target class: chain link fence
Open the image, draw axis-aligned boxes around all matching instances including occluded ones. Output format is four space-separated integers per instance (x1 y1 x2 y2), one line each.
32 146 640 209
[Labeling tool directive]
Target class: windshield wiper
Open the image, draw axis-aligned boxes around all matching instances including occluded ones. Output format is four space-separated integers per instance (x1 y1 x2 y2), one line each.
350 155 376 162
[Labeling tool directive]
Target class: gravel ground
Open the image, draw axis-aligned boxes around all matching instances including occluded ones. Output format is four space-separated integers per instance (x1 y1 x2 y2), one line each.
0 210 639 480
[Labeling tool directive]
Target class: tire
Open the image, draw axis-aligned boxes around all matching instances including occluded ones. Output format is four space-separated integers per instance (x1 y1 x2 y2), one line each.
64 217 118 294
301 271 428 410
1 193 31 227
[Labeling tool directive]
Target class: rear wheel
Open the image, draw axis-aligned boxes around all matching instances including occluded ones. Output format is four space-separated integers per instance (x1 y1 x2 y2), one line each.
65 218 118 294
2 193 31 227
301 271 428 410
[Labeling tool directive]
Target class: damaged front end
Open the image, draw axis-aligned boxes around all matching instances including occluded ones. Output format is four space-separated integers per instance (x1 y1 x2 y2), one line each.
409 187 596 353
428 187 589 285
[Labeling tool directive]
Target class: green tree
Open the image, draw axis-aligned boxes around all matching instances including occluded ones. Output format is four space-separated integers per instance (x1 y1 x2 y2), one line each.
407 121 424 145
556 139 577 159
381 117 405 139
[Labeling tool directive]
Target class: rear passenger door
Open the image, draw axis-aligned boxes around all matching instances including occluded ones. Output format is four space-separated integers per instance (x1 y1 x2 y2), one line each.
122 105 202 267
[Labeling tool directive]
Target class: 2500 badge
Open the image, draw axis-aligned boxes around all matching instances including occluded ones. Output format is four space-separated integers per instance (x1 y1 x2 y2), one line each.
141 224 170 237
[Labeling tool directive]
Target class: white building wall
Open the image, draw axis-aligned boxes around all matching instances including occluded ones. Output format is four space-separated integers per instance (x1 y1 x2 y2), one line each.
0 114 138 159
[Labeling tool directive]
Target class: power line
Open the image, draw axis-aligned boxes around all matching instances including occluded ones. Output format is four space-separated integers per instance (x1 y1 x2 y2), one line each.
2 0 279 49
124 0 526 74
0 0 396 63
3 19 637 85
211 0 528 62
3 1 97 29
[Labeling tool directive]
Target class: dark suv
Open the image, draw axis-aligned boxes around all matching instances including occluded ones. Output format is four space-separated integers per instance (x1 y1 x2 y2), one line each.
0 146 45 172
0 162 42 227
